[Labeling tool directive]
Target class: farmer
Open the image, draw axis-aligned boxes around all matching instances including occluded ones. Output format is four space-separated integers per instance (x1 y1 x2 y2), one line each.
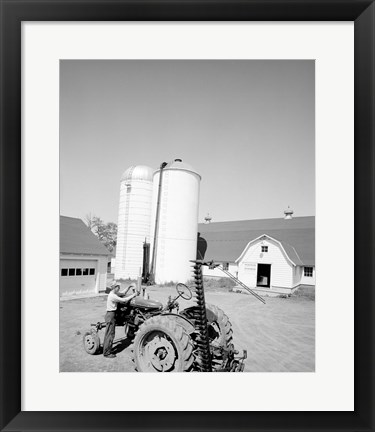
103 280 137 358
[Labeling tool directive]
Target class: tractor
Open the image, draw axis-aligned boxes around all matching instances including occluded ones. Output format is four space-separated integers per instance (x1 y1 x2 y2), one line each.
83 260 247 372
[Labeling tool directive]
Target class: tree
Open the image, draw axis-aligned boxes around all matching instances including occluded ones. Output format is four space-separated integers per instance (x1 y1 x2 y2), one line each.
84 213 117 252
84 212 96 231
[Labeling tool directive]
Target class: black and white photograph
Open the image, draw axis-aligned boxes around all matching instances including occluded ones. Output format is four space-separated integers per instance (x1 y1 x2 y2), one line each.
59 59 315 373
4 0 375 425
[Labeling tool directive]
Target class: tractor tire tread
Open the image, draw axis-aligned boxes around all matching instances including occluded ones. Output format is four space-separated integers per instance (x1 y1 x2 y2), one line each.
130 315 194 372
180 303 234 349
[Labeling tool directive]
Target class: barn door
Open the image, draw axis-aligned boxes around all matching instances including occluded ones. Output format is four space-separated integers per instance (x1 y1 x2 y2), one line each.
257 264 271 288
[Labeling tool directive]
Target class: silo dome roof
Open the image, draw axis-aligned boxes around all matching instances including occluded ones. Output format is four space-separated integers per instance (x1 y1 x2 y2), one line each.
156 159 201 179
120 165 154 182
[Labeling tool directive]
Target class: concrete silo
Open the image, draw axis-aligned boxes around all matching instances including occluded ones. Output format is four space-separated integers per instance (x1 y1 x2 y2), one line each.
115 165 154 280
149 159 201 284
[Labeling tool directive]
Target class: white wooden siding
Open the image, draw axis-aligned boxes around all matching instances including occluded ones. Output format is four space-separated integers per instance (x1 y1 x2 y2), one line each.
237 238 294 288
110 257 116 273
293 266 303 286
97 256 108 292
202 263 238 279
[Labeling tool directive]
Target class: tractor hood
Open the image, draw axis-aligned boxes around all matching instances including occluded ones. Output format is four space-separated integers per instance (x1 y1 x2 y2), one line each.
130 297 163 310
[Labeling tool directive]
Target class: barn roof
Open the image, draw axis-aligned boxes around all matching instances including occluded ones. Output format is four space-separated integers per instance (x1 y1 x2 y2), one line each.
60 216 110 256
198 216 315 266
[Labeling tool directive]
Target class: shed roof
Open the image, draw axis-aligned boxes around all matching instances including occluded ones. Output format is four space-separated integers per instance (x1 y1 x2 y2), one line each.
198 216 314 266
60 216 110 256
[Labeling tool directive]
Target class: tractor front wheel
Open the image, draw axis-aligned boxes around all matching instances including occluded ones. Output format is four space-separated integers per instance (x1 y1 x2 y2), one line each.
131 316 194 372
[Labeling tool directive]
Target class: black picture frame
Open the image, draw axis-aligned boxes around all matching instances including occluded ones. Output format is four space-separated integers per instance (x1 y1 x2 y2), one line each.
0 1 374 431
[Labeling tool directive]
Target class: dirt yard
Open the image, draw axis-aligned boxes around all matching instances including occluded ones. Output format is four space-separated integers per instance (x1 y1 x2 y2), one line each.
60 286 315 372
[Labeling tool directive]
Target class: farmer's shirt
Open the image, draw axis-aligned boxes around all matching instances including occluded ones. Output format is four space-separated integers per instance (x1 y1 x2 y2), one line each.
106 292 127 312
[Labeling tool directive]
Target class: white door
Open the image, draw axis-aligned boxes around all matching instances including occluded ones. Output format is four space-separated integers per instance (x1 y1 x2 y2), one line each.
60 259 97 297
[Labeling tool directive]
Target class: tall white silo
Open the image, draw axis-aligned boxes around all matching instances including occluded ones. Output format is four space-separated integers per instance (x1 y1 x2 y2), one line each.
115 165 154 280
149 159 201 284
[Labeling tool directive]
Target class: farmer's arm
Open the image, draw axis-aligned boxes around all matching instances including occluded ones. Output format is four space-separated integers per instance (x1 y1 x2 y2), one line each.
112 292 137 304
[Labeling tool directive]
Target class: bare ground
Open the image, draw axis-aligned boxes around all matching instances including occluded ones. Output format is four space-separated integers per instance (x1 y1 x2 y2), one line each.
60 286 315 372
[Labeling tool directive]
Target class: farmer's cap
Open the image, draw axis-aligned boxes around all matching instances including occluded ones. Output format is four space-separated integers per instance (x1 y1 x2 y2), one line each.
110 280 120 289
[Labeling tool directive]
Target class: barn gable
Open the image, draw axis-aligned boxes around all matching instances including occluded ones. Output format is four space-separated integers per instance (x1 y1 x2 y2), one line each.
237 235 295 289
236 234 304 266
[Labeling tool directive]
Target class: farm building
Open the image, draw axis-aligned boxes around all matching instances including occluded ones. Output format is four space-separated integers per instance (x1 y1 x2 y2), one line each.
115 165 154 281
115 160 201 284
110 160 314 293
60 216 110 298
198 216 315 295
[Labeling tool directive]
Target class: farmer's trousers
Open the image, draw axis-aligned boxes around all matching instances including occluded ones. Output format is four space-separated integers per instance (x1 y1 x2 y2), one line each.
103 311 116 356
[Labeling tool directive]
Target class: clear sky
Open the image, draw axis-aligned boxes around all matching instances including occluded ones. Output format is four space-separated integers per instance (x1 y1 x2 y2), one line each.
60 60 314 224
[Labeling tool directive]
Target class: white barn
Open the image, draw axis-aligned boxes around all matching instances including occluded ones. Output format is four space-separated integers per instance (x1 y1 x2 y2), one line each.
60 216 110 298
198 216 315 295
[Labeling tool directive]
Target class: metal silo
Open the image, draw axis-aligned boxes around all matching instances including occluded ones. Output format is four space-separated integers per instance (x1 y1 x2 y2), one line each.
115 165 154 280
150 159 201 284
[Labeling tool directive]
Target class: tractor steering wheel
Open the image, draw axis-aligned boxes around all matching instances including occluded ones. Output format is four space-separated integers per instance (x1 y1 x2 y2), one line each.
176 283 193 300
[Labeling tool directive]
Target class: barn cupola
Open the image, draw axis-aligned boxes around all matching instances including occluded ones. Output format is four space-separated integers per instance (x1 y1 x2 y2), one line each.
204 213 212 224
284 206 294 220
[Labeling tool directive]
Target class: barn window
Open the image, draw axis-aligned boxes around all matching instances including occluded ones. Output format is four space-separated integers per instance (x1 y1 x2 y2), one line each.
222 262 229 271
76 268 82 276
83 268 89 276
304 267 313 277
68 268 75 276
261 246 268 253
89 268 95 275
61 269 68 276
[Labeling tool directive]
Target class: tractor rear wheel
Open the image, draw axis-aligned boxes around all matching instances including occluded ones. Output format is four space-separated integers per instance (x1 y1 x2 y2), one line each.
131 316 194 372
180 303 233 350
